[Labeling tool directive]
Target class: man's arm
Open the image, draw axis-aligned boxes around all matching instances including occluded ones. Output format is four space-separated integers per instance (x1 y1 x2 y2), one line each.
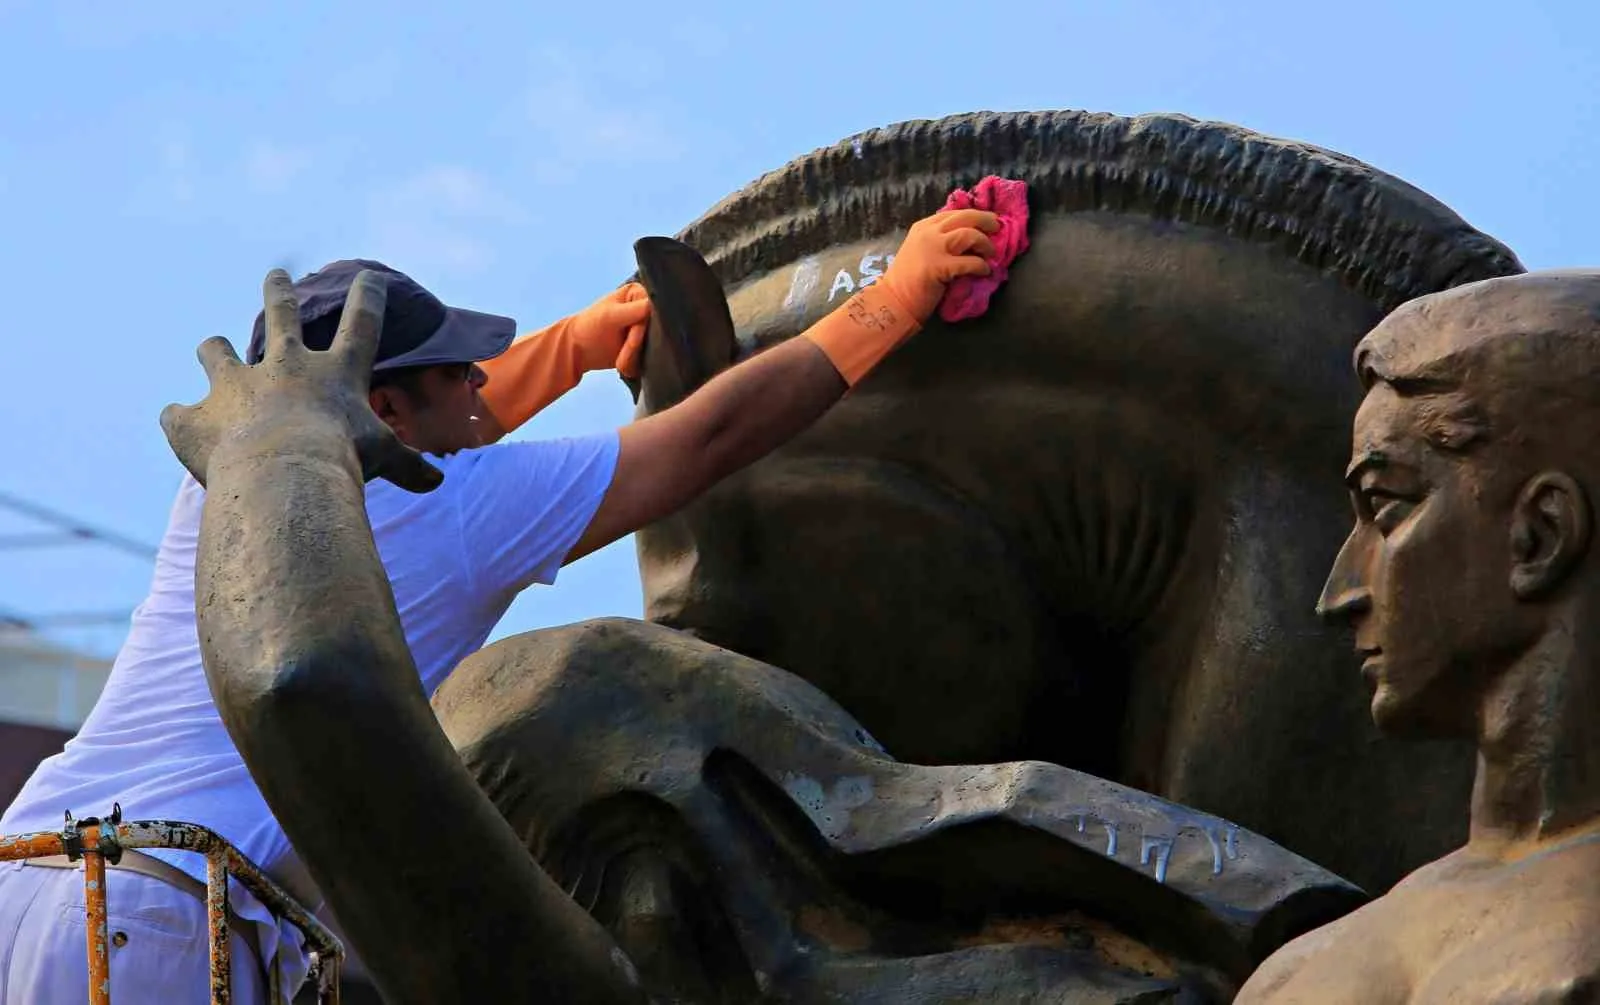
475 284 650 442
564 207 999 564
566 335 843 562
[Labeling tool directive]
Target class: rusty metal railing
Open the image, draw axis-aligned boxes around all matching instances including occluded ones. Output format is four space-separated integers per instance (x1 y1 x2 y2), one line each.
0 804 343 1005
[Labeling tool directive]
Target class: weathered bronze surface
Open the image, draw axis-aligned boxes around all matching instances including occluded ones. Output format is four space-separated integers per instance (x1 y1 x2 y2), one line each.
625 110 1522 895
1237 271 1600 1003
164 110 1546 1002
436 616 1367 1002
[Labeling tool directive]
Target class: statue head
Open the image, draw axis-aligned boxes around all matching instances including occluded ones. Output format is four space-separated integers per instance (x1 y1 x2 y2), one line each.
625 110 1522 890
1320 271 1600 738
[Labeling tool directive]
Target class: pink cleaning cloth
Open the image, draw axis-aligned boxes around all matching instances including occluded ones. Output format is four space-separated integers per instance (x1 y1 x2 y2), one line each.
936 175 1030 322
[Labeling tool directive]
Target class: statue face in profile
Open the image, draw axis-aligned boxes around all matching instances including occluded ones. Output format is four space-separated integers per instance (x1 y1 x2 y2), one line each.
1318 273 1600 740
1319 380 1520 736
1240 272 1600 1005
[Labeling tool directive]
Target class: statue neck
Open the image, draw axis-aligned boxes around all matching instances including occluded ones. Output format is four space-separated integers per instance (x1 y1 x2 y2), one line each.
1471 610 1600 850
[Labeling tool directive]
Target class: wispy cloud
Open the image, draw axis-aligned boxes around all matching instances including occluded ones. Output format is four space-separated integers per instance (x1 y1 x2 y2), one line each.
363 165 525 279
123 122 200 216
50 3 234 49
324 52 404 106
159 131 194 203
241 139 313 194
662 19 731 58
387 165 524 219
522 45 687 181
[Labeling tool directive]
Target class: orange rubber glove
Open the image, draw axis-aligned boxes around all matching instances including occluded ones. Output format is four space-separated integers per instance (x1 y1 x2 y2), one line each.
477 283 651 436
802 208 999 386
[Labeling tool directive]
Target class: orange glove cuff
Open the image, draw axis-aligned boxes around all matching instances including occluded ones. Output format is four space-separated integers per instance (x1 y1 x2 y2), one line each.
801 280 921 386
476 319 587 435
476 286 649 436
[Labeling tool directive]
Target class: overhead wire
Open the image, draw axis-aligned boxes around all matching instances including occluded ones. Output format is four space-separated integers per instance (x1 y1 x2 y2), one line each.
0 490 156 639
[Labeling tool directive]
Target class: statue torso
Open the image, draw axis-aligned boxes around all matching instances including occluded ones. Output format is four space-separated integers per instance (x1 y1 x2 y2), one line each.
1237 835 1600 1004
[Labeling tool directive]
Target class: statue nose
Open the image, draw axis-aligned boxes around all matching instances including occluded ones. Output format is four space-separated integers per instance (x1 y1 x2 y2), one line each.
1316 534 1372 623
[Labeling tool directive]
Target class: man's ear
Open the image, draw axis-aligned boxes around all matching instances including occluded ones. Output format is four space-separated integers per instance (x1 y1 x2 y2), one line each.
368 386 406 435
1510 471 1592 599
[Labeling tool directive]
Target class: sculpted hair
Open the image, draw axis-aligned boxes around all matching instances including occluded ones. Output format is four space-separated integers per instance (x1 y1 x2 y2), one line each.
1356 273 1600 459
1354 342 1494 456
674 110 1524 312
1360 330 1600 463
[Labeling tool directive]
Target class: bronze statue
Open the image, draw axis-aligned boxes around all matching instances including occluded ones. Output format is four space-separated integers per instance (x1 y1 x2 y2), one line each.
1237 270 1600 1003
163 110 1538 1002
173 254 1364 1005
435 615 1364 1003
620 109 1521 895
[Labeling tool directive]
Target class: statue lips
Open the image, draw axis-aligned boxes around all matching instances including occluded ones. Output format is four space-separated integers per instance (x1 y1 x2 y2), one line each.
1357 647 1384 686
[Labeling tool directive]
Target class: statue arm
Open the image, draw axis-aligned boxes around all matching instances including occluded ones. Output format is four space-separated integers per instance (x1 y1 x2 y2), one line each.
165 270 645 1003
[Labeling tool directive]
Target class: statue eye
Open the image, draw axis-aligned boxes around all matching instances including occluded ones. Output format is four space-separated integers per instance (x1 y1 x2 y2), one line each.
1364 491 1413 533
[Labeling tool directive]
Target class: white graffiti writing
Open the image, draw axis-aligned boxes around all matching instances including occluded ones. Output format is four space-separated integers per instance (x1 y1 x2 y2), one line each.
826 251 896 303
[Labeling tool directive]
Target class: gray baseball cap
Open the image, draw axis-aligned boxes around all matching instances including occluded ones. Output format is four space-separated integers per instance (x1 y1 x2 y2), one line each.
246 258 515 371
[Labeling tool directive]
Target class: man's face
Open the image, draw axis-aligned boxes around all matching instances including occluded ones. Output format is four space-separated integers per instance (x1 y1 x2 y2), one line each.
1317 383 1524 737
373 362 490 456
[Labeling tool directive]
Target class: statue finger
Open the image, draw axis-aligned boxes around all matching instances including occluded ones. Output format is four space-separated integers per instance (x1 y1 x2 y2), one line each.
331 270 388 383
261 269 306 361
372 432 444 494
158 402 212 488
157 401 189 445
196 336 242 383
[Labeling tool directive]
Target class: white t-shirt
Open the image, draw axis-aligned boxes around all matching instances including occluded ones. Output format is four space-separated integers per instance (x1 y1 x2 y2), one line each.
0 431 620 986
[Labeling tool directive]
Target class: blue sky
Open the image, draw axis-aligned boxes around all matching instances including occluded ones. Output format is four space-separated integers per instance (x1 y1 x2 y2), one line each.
1 0 1594 657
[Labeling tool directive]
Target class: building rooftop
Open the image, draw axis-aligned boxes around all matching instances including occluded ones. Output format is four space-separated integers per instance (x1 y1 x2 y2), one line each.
0 621 112 731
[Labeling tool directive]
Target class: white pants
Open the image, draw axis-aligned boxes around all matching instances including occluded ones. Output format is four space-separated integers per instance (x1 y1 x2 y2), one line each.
0 859 268 1004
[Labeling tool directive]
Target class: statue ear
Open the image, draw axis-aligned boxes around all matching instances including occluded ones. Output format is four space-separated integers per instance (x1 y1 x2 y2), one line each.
1509 472 1592 600
623 237 739 413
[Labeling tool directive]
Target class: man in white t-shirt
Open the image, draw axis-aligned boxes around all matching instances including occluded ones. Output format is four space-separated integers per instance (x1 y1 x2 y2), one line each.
0 257 653 1003
0 205 1000 1003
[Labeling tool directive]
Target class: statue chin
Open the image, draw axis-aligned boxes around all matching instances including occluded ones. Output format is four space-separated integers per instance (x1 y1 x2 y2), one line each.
1368 681 1469 742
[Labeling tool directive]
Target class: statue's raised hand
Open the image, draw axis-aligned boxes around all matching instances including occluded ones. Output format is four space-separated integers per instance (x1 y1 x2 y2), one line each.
160 268 443 493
